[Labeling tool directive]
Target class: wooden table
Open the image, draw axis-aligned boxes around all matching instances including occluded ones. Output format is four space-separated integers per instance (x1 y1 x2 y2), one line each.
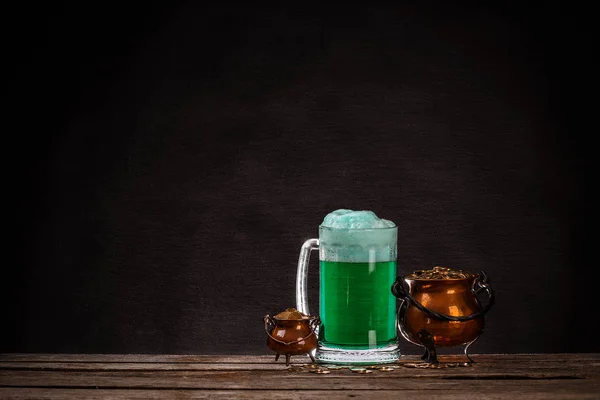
1 353 598 399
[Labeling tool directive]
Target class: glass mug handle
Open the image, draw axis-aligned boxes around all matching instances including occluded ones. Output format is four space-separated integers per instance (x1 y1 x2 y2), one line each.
296 238 319 315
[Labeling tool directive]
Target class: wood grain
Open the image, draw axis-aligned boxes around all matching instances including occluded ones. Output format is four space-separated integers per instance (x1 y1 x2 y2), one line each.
0 354 598 399
1 387 599 400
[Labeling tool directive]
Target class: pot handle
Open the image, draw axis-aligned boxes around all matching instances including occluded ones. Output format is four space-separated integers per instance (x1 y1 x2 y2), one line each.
263 314 321 346
391 271 495 322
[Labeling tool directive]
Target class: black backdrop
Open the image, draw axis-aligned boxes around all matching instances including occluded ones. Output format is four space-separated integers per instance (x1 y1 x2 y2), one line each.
7 2 592 355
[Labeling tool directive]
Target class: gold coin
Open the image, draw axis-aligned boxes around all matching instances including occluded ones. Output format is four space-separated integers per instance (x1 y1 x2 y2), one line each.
401 363 419 368
350 368 372 374
402 362 430 368
378 366 395 371
309 368 331 374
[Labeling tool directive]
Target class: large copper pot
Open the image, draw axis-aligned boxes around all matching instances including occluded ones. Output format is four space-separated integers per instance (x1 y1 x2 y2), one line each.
391 270 494 362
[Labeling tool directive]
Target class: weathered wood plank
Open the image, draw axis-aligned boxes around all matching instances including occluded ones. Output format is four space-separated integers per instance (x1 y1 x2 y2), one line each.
0 369 598 390
1 353 598 364
0 355 598 379
0 354 284 363
2 386 600 400
0 362 290 371
0 354 598 398
0 360 597 378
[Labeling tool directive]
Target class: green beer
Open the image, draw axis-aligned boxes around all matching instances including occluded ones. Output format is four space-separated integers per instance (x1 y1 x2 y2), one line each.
296 209 400 363
319 260 397 349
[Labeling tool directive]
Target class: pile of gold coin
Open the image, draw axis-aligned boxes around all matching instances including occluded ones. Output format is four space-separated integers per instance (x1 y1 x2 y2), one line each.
273 308 309 320
287 364 397 374
402 362 471 369
405 266 472 280
287 361 471 372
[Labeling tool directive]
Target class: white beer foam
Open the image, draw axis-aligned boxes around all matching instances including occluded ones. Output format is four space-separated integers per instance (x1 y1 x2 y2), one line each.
319 209 397 263
321 209 395 229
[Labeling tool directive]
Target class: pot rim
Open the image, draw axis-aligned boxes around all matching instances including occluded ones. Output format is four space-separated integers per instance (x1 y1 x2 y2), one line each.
272 315 316 322
403 273 479 282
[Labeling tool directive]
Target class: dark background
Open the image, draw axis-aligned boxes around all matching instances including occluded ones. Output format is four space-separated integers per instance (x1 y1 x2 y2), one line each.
7 2 592 355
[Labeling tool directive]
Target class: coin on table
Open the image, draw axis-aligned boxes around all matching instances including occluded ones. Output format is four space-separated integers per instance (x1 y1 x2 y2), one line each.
377 366 395 371
309 368 331 374
325 365 344 370
402 362 428 368
350 367 372 374
427 363 452 369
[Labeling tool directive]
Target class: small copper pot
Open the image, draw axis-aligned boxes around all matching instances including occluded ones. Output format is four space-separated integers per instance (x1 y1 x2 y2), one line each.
391 271 494 362
264 314 319 365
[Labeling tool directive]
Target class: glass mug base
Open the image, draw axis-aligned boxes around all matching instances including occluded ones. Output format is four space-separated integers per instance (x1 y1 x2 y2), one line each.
315 343 400 364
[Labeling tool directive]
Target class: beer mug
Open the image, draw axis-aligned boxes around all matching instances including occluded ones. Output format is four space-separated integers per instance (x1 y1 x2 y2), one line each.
296 209 400 364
